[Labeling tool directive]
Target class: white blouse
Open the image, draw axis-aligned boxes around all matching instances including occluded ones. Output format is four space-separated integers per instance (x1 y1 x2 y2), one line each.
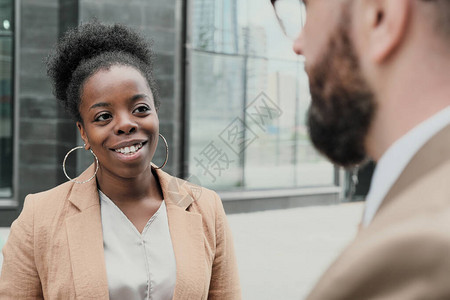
99 190 176 300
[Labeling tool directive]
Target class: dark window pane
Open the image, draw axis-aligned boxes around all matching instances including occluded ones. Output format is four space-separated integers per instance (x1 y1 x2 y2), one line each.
0 0 13 197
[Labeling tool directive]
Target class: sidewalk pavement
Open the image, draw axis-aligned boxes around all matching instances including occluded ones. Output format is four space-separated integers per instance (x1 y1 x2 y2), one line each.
0 202 363 299
227 202 363 300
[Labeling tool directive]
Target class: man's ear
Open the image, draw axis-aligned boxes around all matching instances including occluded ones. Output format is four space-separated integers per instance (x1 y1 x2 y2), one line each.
366 0 411 63
77 122 90 150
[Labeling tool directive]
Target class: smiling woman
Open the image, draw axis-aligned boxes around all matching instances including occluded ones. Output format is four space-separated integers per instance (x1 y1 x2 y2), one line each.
0 22 241 300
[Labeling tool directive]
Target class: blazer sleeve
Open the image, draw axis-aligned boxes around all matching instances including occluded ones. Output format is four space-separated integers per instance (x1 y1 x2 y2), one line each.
207 192 242 300
0 195 44 299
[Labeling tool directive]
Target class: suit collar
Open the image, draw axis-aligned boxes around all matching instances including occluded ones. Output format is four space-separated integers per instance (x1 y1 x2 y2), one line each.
153 167 207 299
68 165 198 211
67 163 100 211
67 165 206 299
153 166 199 210
374 123 450 223
65 164 109 298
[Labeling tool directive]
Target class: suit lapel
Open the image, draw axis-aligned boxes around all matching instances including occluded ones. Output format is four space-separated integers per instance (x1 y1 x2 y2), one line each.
373 123 450 224
64 165 206 299
65 164 109 299
155 168 207 299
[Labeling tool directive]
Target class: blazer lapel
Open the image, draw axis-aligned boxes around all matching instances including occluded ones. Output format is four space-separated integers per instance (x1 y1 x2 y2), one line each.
373 123 450 225
155 169 207 299
65 165 109 299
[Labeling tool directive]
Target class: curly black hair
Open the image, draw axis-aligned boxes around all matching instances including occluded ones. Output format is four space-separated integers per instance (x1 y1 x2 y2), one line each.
46 21 159 123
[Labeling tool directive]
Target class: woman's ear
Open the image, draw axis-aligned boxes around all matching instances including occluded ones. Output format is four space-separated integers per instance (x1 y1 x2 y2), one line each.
76 122 90 150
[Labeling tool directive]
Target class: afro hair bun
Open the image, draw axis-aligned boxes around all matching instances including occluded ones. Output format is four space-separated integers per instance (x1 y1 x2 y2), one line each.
46 21 156 119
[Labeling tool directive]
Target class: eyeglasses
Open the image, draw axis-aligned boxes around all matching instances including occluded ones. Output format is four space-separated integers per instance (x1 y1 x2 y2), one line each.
271 0 307 40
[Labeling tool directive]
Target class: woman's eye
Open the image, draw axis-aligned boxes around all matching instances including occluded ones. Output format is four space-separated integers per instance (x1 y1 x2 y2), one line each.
95 113 112 122
134 105 150 114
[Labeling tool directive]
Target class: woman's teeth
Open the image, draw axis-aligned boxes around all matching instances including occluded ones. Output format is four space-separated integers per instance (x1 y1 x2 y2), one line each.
115 143 143 155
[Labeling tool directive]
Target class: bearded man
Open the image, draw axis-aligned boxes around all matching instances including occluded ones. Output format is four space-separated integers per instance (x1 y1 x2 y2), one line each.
271 0 450 298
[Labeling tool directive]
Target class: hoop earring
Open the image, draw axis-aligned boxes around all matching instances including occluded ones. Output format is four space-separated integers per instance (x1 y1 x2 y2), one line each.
153 133 169 169
63 145 99 184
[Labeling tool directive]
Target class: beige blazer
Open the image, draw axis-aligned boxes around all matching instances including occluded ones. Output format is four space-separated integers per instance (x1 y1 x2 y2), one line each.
0 166 241 299
306 125 450 299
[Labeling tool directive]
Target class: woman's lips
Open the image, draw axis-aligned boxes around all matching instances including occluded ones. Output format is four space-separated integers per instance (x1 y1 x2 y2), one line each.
110 141 148 162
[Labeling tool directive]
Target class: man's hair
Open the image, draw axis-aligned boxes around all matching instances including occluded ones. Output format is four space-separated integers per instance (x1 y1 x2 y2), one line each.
46 21 159 123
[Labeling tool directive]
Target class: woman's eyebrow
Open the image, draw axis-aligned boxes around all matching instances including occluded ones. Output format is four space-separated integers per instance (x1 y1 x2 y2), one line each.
89 102 111 110
130 93 150 102
88 94 149 110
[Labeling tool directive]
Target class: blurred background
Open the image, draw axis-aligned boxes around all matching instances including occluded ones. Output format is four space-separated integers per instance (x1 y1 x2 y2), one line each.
0 0 372 297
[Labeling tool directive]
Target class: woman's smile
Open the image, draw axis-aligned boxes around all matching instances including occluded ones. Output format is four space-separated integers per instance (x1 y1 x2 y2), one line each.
110 140 149 162
114 142 143 155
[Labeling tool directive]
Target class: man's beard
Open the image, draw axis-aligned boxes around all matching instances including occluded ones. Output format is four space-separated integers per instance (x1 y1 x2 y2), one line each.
306 17 376 168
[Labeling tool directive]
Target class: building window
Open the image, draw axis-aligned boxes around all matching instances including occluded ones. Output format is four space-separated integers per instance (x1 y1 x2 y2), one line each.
187 0 335 191
0 0 14 198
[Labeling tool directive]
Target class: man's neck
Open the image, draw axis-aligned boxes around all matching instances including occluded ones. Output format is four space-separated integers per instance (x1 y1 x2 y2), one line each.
365 51 450 161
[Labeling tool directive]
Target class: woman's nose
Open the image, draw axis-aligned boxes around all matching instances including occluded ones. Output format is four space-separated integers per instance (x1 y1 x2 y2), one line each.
115 114 137 135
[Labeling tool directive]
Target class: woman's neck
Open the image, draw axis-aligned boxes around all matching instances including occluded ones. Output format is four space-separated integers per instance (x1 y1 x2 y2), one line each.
95 166 162 203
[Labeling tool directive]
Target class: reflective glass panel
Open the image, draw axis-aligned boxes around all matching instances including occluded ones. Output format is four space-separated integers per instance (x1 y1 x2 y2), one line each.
188 0 334 191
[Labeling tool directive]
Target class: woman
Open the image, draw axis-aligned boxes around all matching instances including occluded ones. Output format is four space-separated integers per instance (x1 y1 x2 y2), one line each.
0 22 241 299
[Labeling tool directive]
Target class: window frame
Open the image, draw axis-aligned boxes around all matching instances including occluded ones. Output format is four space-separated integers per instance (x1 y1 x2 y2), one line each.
0 0 19 208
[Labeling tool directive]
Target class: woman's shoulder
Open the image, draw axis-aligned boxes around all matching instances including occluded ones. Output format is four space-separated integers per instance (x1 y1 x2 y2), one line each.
157 169 222 212
178 177 217 201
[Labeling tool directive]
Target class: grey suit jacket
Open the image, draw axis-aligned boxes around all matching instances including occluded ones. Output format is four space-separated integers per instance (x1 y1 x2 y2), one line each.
307 124 450 299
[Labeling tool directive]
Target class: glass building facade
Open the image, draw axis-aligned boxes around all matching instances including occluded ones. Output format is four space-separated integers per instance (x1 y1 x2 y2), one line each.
187 0 335 192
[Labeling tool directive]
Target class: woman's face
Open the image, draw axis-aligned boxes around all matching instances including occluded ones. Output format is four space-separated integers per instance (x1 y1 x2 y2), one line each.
77 65 159 180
